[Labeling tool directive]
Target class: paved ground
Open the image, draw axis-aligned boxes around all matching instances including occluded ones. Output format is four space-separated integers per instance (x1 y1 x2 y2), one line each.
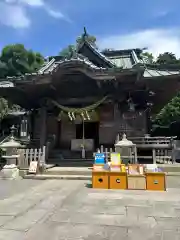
0 177 180 239
0 180 42 200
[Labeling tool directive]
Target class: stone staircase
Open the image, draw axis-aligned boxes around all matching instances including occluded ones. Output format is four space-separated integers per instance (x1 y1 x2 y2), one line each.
24 164 180 181
24 166 92 180
47 149 94 167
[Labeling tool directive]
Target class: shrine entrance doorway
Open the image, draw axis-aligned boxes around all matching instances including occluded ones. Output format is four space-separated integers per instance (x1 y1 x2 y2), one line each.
76 121 99 149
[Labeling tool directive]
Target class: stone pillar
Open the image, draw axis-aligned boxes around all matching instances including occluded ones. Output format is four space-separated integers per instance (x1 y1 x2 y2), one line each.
40 106 47 147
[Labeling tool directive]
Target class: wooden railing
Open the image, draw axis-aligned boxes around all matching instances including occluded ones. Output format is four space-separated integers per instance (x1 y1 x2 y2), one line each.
18 146 46 169
17 134 56 169
128 136 177 149
96 134 178 164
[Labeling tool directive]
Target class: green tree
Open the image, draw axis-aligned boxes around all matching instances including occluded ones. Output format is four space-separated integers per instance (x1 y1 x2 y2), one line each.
156 52 179 64
59 45 76 58
59 32 97 58
0 98 9 120
153 93 180 126
0 44 44 77
76 34 97 47
0 98 22 121
141 52 154 64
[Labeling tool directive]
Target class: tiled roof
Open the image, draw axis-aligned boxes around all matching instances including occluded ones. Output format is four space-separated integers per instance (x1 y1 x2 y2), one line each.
77 41 116 67
103 49 140 69
4 55 108 81
2 45 180 82
144 68 180 78
37 55 106 74
4 55 131 82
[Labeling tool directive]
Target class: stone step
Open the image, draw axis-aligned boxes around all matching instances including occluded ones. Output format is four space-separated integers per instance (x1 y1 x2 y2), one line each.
47 159 93 167
24 174 91 180
45 167 92 176
45 170 92 176
157 165 180 172
23 172 180 181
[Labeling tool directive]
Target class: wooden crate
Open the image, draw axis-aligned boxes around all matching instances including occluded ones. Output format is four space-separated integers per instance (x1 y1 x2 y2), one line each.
109 172 127 190
127 175 146 190
92 171 109 189
93 164 105 171
146 172 166 191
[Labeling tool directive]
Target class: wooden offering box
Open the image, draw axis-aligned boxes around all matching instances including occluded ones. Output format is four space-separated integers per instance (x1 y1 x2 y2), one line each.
93 164 105 171
109 172 127 190
146 172 166 191
127 164 146 190
127 175 146 190
92 171 109 189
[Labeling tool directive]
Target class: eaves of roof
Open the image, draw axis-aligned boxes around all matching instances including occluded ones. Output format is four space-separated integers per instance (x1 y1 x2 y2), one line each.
2 56 138 84
106 50 140 69
3 57 105 82
143 68 180 78
77 40 115 67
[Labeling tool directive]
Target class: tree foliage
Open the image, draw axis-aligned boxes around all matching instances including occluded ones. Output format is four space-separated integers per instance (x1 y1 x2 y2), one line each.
0 98 21 121
153 94 180 126
141 52 154 63
0 98 9 121
156 52 180 64
59 34 97 58
0 44 44 120
76 34 97 47
59 45 76 58
0 44 44 78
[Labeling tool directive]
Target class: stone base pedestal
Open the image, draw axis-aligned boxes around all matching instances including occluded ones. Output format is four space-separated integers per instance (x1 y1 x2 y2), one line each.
0 164 21 180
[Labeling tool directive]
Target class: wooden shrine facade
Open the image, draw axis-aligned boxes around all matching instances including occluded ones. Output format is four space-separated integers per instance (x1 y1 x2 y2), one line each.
1 32 180 154
31 100 148 152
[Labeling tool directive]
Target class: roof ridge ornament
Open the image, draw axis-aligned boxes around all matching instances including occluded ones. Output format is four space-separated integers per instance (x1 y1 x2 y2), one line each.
82 27 88 42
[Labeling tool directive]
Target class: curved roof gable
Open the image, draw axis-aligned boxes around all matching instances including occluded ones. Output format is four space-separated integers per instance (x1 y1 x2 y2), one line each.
77 40 116 68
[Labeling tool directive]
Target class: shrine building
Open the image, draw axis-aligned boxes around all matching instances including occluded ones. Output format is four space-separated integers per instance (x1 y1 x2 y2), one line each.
1 32 180 161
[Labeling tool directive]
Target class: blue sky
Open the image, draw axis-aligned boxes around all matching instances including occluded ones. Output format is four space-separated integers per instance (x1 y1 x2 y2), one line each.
0 0 180 58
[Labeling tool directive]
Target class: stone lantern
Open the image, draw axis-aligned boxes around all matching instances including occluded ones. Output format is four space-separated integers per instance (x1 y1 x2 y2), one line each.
0 125 22 179
115 133 137 164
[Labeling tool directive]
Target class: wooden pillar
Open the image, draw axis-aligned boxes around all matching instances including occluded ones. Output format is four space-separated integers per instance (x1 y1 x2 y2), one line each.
20 116 28 138
152 148 156 164
40 106 47 147
30 110 35 139
171 138 176 164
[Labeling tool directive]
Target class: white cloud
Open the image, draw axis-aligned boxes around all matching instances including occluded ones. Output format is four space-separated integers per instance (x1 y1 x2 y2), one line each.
99 29 180 58
19 0 44 7
0 0 68 29
46 9 64 19
0 2 30 28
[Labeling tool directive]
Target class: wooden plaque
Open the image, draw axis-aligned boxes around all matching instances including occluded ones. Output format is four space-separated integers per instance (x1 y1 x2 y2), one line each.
29 161 38 173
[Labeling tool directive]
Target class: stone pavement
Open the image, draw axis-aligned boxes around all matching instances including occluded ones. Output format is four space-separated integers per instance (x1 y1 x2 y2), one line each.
0 179 42 200
0 178 180 239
